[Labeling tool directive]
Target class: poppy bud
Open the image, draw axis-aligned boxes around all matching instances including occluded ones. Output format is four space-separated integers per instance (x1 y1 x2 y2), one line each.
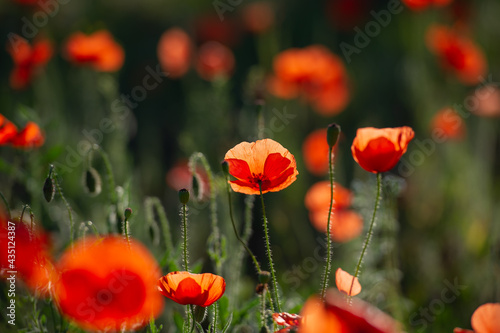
193 305 207 323
192 174 200 199
43 176 55 203
258 271 270 284
124 208 132 220
179 188 190 204
221 160 229 176
327 123 341 148
84 167 102 196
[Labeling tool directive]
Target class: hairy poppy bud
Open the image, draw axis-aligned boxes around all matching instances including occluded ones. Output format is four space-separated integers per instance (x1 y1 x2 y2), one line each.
124 208 132 220
255 283 266 295
43 176 55 203
179 188 189 205
327 123 341 148
84 167 102 196
193 305 207 322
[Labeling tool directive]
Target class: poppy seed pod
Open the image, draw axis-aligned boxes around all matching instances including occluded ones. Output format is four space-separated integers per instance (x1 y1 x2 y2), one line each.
179 188 190 205
84 167 102 196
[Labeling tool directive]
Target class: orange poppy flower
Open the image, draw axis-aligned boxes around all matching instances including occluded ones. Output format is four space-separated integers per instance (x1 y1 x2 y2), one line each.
224 138 299 195
426 25 486 85
335 268 361 296
299 291 401 333
430 107 466 140
11 121 45 148
402 0 453 11
454 303 500 333
195 41 235 81
53 236 164 332
472 85 500 118
7 34 53 89
302 129 339 176
310 210 364 243
0 114 18 145
351 126 414 173
158 271 226 307
242 2 275 34
268 45 350 116
0 215 55 297
157 28 192 78
65 30 125 72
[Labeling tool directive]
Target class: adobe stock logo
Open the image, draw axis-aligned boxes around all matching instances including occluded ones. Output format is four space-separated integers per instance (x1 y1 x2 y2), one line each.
340 0 404 64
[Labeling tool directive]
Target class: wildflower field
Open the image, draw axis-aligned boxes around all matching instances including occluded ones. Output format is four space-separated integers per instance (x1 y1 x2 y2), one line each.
1 0 500 332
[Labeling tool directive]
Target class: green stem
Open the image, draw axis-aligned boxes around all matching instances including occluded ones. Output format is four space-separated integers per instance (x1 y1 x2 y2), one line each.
259 184 281 312
182 203 189 272
225 176 262 273
350 172 382 296
123 216 131 246
145 197 174 257
320 147 335 301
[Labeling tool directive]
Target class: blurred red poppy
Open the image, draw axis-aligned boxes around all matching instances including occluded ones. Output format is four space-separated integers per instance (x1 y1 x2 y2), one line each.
65 30 125 72
166 159 210 201
7 34 52 89
158 28 192 78
0 215 55 297
305 181 363 242
454 303 500 333
224 138 299 195
472 85 500 118
158 271 226 307
11 121 45 148
426 24 486 85
268 45 350 116
242 1 275 34
0 114 18 145
430 107 466 140
195 14 240 47
335 268 361 296
195 41 235 81
299 291 401 332
326 0 370 31
302 129 339 176
351 126 414 173
402 0 453 11
54 236 164 332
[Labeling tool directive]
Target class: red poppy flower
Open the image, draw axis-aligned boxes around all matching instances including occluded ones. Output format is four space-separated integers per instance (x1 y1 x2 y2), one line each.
351 126 415 173
302 129 339 176
267 45 350 116
158 271 226 307
430 107 466 140
11 121 45 148
65 30 125 72
224 138 299 195
335 268 361 296
273 312 301 333
310 209 364 242
0 215 55 297
454 303 500 333
402 0 453 11
194 14 240 47
242 2 275 34
7 35 53 89
299 291 401 333
53 236 164 332
166 159 210 200
0 114 18 145
195 41 235 81
426 25 486 85
305 181 352 212
326 0 370 31
158 28 192 78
